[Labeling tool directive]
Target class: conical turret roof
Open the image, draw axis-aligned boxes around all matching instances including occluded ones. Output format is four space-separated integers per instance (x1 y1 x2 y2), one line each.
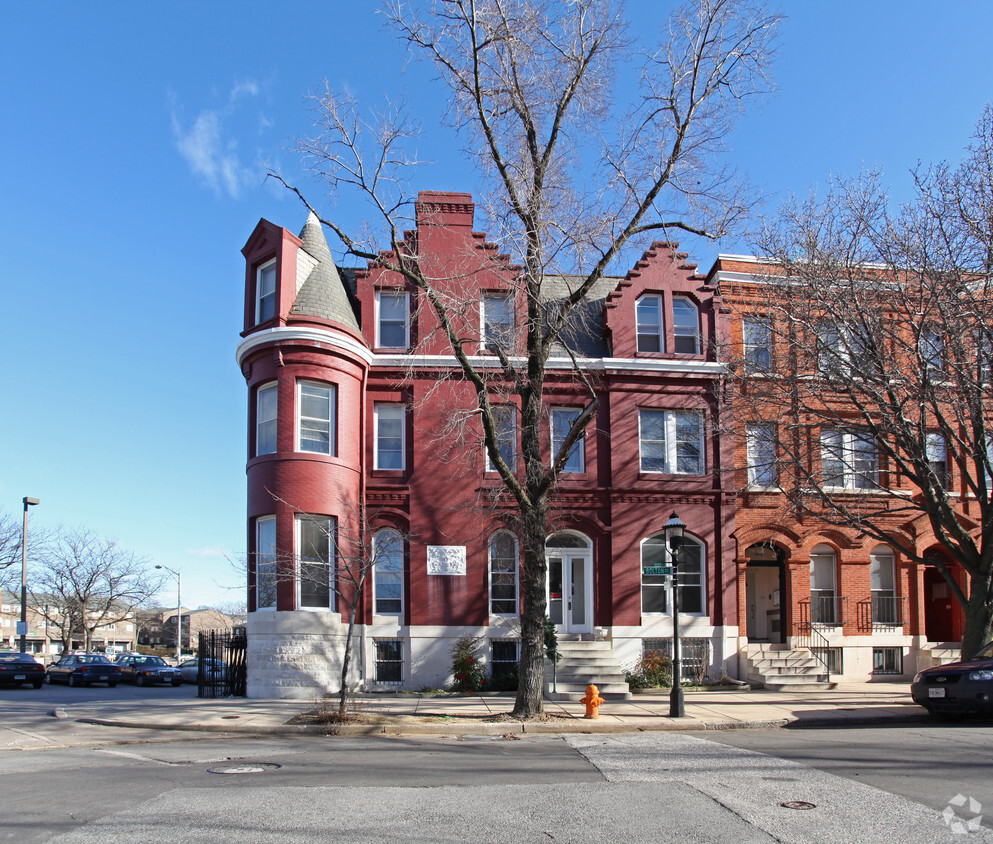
290 212 360 330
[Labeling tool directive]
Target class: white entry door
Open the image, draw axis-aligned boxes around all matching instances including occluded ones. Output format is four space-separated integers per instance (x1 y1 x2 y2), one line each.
546 534 593 634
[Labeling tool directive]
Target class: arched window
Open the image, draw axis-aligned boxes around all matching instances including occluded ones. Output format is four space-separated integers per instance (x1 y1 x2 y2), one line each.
870 545 897 625
672 297 700 354
489 532 519 616
809 544 837 625
373 529 404 616
641 534 705 615
636 294 663 352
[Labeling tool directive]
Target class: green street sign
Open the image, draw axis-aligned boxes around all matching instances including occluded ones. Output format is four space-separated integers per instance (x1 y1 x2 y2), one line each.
643 565 673 576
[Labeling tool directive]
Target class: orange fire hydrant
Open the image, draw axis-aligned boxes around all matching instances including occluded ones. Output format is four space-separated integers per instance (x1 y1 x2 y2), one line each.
581 684 606 719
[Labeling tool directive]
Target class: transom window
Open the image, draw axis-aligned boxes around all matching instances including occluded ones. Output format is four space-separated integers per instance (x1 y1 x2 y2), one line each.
373 529 404 615
550 407 584 473
255 516 277 611
641 534 705 615
482 293 514 354
636 294 663 352
821 428 878 489
638 409 705 474
298 381 336 455
375 404 405 470
297 515 333 609
489 532 519 615
256 382 278 456
672 297 700 354
376 290 409 349
256 261 276 324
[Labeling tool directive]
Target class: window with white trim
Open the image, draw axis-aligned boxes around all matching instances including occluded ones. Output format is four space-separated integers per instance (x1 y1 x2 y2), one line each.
927 433 948 487
374 404 405 470
482 293 514 354
297 381 335 455
376 290 409 349
551 407 584 473
638 409 704 474
489 532 518 616
374 639 403 683
373 528 404 615
672 297 700 354
821 428 878 489
641 534 704 615
870 545 898 625
746 423 777 487
872 647 903 675
920 328 944 372
743 316 771 373
256 260 276 324
255 516 277 611
636 294 662 352
487 405 517 471
491 639 520 679
809 545 838 625
297 514 333 609
256 382 277 456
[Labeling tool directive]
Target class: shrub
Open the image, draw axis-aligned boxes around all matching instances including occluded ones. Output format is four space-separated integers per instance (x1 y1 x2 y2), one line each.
624 651 673 689
488 667 519 692
449 635 486 693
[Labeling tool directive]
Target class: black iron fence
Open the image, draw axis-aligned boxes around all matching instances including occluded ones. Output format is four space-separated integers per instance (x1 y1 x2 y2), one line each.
856 595 906 630
197 630 247 698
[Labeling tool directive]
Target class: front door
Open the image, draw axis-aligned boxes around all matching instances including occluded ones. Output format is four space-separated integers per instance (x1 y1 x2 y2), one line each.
924 567 959 642
546 535 593 634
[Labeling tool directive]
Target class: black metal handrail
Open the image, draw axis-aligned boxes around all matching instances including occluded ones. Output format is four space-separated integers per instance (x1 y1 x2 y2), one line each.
856 595 906 631
801 595 846 626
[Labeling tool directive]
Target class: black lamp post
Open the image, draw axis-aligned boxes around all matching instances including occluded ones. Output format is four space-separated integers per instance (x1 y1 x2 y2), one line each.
664 512 686 718
19 497 40 654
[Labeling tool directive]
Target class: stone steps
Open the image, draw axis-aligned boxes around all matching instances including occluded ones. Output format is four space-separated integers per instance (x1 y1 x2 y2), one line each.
744 643 836 691
544 637 631 700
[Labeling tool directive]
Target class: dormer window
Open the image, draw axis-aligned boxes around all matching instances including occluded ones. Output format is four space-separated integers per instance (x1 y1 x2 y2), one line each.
257 261 277 324
636 295 662 352
482 293 514 354
672 297 700 354
377 290 409 349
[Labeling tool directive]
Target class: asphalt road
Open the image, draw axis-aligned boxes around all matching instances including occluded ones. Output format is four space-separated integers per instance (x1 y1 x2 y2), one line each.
2 685 992 843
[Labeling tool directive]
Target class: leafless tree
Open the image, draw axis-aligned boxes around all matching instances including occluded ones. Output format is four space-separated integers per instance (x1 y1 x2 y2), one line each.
0 510 22 592
731 105 993 657
29 528 164 654
274 0 779 718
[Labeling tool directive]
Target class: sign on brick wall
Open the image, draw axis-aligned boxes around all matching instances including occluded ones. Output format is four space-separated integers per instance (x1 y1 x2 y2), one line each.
427 546 466 576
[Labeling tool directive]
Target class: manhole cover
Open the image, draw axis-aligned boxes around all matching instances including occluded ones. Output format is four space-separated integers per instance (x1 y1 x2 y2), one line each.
781 801 817 810
207 763 282 775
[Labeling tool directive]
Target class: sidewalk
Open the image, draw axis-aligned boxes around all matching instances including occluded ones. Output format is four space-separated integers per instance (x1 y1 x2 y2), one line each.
73 682 927 737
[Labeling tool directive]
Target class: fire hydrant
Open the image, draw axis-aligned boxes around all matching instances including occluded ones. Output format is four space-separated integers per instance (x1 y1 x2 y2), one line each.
581 684 606 719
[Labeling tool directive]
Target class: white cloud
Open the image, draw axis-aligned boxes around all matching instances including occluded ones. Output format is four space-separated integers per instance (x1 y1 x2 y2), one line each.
185 544 231 559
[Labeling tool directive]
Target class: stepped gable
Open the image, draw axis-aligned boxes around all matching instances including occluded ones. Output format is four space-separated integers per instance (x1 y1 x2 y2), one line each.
290 212 360 330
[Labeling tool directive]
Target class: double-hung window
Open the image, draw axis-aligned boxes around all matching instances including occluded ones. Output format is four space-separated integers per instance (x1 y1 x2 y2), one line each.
920 328 944 373
297 515 333 609
489 532 519 615
375 404 405 470
550 407 584 473
373 528 404 615
298 381 335 455
927 433 948 487
641 535 704 615
821 428 878 490
809 545 837 625
743 317 772 373
376 290 409 349
256 383 278 456
672 297 700 354
488 405 517 471
636 294 663 352
746 423 777 487
482 293 514 354
870 546 898 625
639 409 704 474
255 516 277 610
256 261 276 324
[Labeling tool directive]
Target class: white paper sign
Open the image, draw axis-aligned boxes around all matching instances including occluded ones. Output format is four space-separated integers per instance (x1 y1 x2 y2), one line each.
427 546 466 576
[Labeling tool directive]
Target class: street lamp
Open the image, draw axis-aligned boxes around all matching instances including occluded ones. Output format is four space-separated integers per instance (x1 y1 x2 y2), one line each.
20 497 40 654
664 512 686 718
155 565 182 664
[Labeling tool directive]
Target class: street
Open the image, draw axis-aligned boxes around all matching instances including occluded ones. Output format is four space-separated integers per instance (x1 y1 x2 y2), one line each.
2 686 992 842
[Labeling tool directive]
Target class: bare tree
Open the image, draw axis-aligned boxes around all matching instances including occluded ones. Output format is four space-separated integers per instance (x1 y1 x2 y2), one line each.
0 510 22 592
731 105 993 657
275 0 779 718
29 528 164 653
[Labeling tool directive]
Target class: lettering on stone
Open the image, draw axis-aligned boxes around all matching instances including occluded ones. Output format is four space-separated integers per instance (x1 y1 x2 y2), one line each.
427 545 467 576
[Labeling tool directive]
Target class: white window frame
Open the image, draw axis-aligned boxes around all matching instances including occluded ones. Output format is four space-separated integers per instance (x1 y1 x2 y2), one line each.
374 404 405 470
297 381 336 455
256 260 276 324
638 409 705 474
809 544 837 625
373 528 404 616
927 432 948 487
746 423 777 487
488 531 519 616
255 516 277 611
551 407 585 474
820 428 878 490
256 382 278 456
672 297 700 354
374 639 404 684
640 534 705 616
481 293 515 354
296 514 334 611
743 316 772 373
636 294 663 353
487 405 517 471
919 328 944 372
376 290 409 349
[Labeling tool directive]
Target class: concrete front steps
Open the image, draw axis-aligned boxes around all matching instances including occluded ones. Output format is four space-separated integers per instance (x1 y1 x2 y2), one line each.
744 643 837 692
544 636 632 701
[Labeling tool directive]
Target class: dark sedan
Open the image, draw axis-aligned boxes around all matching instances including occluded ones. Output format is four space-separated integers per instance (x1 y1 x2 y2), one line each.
0 653 46 688
116 655 181 686
46 654 121 687
912 641 993 717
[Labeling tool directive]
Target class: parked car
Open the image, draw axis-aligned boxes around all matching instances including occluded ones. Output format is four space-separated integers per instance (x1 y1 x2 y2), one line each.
912 641 993 717
116 655 181 686
46 654 121 687
178 658 227 684
0 653 46 689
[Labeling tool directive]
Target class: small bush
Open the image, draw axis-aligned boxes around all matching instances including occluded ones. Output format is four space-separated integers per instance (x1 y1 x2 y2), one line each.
488 668 519 692
449 635 486 693
624 651 673 689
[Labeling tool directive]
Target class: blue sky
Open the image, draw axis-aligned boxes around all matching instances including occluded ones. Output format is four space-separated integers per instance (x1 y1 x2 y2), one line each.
2 1 991 610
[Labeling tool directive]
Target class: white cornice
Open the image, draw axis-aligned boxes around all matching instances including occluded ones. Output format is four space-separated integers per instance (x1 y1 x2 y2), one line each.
236 327 374 367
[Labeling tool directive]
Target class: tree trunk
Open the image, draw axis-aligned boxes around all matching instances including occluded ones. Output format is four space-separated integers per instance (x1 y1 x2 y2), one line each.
512 502 548 719
961 575 993 659
338 609 357 719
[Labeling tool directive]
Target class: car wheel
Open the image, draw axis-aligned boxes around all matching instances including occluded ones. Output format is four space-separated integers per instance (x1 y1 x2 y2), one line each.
44 674 52 685
32 680 43 689
68 674 78 687
136 675 145 687
171 680 182 687
108 682 118 688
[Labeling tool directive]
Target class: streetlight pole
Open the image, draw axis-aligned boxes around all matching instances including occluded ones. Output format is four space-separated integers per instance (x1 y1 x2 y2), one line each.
20 497 40 654
664 512 686 718
155 565 182 664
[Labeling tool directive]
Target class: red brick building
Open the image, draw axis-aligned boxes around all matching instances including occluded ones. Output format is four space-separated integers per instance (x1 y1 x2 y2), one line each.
237 192 738 698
